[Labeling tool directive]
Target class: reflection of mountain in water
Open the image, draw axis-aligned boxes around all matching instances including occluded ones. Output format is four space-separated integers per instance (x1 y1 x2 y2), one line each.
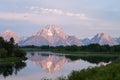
27 53 70 73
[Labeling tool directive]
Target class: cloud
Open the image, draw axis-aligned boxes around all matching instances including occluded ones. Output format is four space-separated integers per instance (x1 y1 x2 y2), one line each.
0 11 118 30
0 12 61 24
0 12 28 20
28 7 89 20
40 8 64 15
28 6 64 15
0 7 119 31
0 7 91 25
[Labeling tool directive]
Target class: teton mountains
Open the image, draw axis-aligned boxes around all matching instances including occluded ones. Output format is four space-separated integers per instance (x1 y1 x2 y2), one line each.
0 30 20 43
19 25 83 46
0 25 119 46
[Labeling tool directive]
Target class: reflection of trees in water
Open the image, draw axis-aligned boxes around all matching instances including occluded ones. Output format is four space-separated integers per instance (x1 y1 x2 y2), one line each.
29 52 119 64
79 56 118 64
66 55 118 64
0 61 26 77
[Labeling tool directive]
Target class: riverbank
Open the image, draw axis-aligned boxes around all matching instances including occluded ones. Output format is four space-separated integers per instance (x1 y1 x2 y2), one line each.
0 57 27 62
22 48 120 57
59 59 120 80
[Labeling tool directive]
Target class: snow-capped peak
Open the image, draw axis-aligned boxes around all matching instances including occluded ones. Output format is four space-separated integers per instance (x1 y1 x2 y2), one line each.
3 30 12 33
34 25 67 39
44 25 63 34
19 25 83 46
0 30 20 43
97 33 110 40
91 33 118 45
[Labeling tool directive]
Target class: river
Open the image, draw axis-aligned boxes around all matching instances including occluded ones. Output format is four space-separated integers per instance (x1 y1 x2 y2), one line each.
0 51 118 80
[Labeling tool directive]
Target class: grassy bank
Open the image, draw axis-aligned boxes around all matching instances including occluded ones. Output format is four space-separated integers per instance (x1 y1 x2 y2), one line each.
58 51 120 80
59 59 120 80
22 48 120 57
21 48 41 52
54 51 120 56
0 57 27 62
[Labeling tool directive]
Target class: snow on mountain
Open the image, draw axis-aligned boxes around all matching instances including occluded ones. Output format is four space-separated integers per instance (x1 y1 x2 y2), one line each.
19 36 50 46
67 36 83 46
34 25 67 39
0 30 20 43
1 29 120 46
114 37 120 44
91 33 118 46
81 38 91 45
19 25 83 46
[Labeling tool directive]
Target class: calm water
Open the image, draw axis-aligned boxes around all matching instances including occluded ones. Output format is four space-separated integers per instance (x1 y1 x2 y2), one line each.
0 52 118 80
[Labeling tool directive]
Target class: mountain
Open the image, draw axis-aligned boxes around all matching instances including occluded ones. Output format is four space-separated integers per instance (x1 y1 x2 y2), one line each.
19 25 83 46
81 38 91 45
0 30 20 43
115 37 120 44
2 27 119 46
91 33 118 46
67 36 84 46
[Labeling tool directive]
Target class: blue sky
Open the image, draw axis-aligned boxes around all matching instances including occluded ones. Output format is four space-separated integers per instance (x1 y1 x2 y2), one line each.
0 0 120 38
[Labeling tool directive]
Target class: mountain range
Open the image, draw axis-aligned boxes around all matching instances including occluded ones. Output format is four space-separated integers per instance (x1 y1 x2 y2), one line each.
0 25 120 46
19 25 83 46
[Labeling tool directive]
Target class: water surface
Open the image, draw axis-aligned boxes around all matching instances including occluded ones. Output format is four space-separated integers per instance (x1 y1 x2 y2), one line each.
0 52 117 80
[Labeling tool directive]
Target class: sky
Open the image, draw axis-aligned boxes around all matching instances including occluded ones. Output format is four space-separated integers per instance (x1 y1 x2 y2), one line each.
0 0 120 39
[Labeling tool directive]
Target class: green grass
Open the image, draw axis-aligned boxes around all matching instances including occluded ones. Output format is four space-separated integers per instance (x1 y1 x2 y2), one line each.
0 57 27 62
54 50 120 54
21 48 120 56
21 48 43 52
59 59 120 80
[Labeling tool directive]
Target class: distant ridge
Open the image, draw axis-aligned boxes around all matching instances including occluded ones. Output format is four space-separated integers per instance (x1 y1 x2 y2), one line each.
0 30 20 43
90 33 118 45
0 26 120 46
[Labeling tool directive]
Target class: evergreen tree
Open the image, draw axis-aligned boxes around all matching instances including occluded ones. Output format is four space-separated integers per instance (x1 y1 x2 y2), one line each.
0 37 4 48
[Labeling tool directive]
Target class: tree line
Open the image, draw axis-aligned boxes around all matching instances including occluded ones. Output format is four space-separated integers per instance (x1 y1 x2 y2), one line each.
21 44 120 52
0 37 26 58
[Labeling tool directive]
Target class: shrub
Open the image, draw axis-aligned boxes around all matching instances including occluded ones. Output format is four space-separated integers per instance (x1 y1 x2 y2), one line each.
0 48 7 57
13 49 26 57
62 60 120 80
